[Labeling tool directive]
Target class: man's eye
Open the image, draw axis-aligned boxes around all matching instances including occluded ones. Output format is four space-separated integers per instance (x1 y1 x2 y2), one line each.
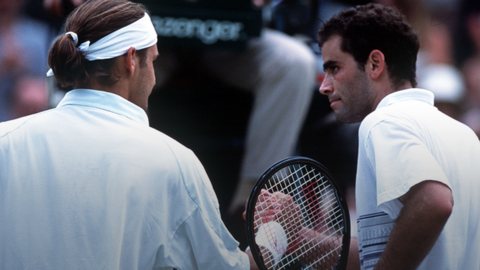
327 66 338 73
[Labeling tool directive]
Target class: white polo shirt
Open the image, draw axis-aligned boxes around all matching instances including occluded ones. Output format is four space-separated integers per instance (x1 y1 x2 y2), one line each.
356 89 480 270
0 89 249 270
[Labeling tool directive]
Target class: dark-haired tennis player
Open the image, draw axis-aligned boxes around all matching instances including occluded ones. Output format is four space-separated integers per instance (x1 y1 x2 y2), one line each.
318 3 480 270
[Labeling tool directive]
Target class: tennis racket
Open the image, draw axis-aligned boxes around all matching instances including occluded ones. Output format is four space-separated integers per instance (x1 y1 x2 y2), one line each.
245 157 350 270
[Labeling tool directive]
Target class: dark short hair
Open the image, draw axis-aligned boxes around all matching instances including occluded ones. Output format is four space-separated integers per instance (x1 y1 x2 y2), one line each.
318 3 420 88
48 0 148 87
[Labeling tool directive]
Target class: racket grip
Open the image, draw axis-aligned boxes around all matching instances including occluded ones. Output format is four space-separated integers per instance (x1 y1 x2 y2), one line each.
255 221 288 266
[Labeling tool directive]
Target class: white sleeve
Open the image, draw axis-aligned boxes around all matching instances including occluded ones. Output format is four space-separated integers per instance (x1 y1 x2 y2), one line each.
366 119 450 219
164 149 250 270
167 208 250 270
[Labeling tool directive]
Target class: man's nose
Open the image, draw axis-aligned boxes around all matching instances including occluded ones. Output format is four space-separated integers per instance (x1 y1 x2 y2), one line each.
319 76 333 95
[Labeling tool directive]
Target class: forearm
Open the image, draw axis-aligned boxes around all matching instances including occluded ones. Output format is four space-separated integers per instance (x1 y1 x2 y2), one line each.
347 237 360 270
246 249 260 270
374 181 453 270
374 215 445 270
291 227 357 269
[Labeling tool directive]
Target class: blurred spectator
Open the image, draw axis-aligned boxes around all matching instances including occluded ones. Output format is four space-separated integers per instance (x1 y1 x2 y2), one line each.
458 2 480 138
13 76 49 117
417 64 465 119
43 0 82 18
0 0 50 121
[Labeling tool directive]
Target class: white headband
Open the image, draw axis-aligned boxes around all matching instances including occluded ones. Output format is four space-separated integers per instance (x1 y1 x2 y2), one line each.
47 12 157 76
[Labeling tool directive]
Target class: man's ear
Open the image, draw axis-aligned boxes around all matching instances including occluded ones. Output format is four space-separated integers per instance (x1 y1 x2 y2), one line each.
366 49 385 80
124 47 137 76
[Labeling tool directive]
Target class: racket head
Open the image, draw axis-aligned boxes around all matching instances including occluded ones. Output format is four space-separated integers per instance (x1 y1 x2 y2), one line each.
246 157 350 270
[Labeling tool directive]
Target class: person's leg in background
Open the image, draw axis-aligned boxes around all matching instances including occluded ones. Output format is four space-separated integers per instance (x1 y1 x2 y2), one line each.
200 28 316 214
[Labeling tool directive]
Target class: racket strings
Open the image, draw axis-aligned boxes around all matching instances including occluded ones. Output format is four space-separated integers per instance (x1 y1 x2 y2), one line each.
253 164 346 270
283 185 344 269
254 166 340 236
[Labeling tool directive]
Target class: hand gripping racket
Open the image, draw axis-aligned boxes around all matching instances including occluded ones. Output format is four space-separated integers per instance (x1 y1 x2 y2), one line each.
246 157 350 270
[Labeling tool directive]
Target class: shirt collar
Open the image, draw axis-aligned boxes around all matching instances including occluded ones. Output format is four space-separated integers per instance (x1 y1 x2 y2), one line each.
376 88 434 110
57 89 149 126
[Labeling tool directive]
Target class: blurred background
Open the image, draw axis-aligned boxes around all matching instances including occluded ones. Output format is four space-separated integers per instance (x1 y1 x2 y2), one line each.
2 0 479 249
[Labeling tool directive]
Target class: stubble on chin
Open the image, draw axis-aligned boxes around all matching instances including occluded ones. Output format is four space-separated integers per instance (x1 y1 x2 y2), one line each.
333 105 369 124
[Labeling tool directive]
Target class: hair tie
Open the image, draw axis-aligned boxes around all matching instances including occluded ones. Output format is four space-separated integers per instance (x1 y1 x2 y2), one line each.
65 31 79 46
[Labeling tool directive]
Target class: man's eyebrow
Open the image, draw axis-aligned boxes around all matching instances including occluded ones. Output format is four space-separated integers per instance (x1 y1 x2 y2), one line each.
323 60 337 71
